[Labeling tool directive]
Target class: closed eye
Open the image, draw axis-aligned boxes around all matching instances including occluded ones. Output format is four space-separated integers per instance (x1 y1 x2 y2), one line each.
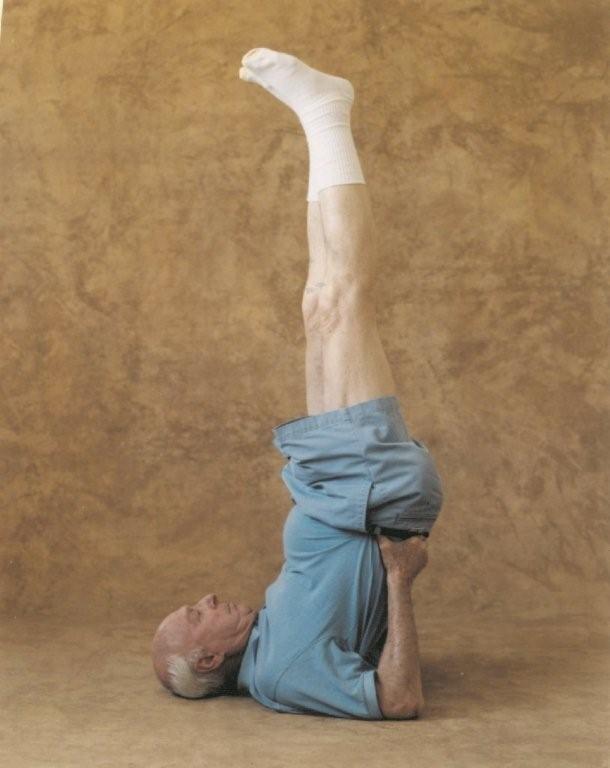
185 606 202 623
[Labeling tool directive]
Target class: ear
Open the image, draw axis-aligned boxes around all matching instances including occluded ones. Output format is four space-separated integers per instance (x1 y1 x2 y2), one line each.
193 650 225 674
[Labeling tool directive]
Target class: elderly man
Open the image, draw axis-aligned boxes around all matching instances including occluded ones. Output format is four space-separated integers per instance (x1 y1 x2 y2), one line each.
151 48 444 719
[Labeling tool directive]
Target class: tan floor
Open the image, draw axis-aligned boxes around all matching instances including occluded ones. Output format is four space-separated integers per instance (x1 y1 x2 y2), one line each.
1 610 607 768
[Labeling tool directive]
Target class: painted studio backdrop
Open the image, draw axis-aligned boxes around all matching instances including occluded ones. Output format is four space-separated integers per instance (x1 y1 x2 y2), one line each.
0 2 608 767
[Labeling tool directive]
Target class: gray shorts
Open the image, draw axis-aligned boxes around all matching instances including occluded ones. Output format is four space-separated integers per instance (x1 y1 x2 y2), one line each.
272 395 444 538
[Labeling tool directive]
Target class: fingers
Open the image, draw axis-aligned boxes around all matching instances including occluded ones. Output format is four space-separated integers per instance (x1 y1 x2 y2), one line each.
375 533 429 551
376 533 428 543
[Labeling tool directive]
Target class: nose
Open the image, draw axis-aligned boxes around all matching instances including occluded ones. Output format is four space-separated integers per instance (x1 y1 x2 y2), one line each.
200 593 217 608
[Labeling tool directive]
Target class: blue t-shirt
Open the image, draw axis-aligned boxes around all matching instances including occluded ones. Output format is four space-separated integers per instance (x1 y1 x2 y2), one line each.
237 396 444 719
237 505 387 719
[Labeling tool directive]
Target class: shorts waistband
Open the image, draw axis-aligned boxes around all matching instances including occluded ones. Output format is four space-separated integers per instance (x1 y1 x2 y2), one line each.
272 395 402 441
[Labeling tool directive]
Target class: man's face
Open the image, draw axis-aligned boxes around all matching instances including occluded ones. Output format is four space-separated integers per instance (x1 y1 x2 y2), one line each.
152 593 258 681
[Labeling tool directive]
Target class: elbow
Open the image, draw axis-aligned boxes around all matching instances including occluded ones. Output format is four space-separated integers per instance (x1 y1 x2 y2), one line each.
406 697 425 719
382 696 425 720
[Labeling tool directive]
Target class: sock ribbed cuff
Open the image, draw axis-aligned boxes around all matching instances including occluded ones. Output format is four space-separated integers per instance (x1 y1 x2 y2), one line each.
307 168 319 202
308 125 366 193
300 100 365 202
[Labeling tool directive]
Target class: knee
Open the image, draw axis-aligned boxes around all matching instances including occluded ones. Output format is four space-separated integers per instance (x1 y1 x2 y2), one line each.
302 279 373 335
302 289 339 336
301 287 322 328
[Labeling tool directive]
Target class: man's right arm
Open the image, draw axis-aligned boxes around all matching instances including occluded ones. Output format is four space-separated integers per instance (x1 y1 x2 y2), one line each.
374 536 428 719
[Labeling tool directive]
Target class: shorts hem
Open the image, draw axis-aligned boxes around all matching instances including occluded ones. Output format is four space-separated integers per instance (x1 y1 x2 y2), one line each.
272 395 402 443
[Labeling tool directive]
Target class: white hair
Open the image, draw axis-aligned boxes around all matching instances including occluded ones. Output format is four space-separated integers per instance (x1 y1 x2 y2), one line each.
166 650 226 699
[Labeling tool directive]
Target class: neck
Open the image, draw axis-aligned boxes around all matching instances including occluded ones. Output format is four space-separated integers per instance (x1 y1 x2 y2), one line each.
219 651 243 695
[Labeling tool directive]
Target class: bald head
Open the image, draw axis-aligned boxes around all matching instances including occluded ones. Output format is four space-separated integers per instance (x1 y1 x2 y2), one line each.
151 594 259 697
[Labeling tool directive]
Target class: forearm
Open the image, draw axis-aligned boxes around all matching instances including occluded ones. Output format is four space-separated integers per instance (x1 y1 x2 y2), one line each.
376 573 424 715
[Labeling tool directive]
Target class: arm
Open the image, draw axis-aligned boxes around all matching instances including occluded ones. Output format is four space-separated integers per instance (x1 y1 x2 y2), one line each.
374 536 428 719
376 574 424 718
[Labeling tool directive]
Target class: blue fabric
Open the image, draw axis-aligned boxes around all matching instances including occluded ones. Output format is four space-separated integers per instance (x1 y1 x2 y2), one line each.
236 395 444 719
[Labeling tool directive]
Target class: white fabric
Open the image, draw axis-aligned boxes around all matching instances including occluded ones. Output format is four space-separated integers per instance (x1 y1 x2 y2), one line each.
240 48 366 201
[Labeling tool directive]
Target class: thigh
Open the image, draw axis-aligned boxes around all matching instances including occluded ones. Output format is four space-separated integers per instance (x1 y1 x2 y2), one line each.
304 330 325 415
271 395 444 538
321 298 397 411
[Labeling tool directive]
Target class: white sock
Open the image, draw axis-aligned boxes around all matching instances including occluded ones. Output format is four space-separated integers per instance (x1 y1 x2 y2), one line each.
239 48 366 202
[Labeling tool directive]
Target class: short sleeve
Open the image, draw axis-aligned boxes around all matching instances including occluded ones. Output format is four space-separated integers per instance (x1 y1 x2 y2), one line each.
274 636 382 720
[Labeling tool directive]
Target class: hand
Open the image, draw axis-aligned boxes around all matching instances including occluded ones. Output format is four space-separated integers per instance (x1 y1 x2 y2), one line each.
376 534 429 583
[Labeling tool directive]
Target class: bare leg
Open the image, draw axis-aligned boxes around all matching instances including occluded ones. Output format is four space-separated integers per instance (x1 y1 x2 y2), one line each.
302 201 328 415
316 183 397 410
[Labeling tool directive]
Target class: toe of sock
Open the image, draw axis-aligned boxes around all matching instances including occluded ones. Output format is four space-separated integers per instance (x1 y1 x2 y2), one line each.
241 47 282 70
242 48 266 65
238 66 264 85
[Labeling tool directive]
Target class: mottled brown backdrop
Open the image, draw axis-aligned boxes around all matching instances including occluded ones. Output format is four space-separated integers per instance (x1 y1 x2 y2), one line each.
1 0 608 630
